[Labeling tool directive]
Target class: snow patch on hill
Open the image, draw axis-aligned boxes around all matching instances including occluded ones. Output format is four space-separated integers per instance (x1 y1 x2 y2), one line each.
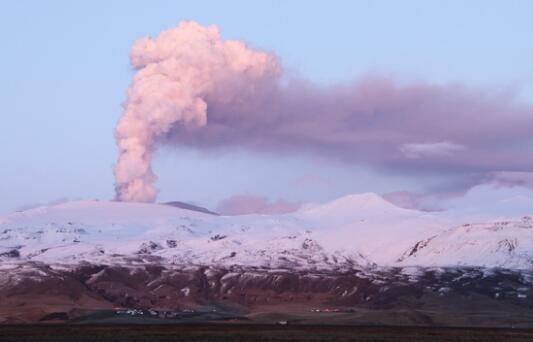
0 195 532 270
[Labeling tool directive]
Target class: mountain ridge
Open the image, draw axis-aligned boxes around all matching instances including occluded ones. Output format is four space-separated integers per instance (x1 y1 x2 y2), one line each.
1 193 532 270
1 194 533 324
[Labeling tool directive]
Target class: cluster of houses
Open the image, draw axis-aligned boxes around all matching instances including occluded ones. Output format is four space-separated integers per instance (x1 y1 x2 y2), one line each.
310 308 355 313
115 308 203 318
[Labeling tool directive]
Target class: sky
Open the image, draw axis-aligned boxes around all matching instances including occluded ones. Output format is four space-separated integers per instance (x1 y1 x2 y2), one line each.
1 0 533 214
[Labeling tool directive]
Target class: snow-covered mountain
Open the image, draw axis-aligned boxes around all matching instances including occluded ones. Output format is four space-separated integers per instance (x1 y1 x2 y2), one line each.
1 193 532 270
2 194 533 324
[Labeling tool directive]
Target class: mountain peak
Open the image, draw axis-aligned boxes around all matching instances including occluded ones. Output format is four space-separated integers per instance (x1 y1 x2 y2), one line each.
303 192 406 216
334 192 391 205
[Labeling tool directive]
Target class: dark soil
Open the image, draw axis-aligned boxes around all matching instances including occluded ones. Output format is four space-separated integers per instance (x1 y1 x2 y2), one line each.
1 324 533 342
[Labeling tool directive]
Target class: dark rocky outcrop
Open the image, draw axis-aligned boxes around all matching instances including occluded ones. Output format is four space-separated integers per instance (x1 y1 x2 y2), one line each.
1 263 532 323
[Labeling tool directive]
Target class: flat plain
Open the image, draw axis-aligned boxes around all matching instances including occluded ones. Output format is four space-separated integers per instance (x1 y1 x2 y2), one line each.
2 324 533 342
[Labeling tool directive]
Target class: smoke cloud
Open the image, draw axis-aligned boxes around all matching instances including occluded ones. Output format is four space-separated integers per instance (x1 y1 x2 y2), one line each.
114 21 280 201
115 21 533 202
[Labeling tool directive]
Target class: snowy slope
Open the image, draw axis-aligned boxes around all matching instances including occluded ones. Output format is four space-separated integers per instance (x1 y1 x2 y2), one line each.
0 194 532 270
298 193 451 265
398 218 533 269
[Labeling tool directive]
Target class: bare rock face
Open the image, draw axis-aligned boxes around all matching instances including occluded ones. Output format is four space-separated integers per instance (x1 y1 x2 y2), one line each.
1 262 532 323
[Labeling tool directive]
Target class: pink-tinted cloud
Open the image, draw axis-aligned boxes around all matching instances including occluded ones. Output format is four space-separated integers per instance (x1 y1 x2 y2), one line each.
114 21 279 202
168 78 533 177
217 194 301 216
115 21 533 202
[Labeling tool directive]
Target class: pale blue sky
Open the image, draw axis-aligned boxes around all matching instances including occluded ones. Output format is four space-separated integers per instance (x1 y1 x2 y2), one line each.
1 0 533 213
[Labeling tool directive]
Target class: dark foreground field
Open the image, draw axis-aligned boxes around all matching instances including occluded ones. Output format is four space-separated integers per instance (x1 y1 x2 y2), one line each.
1 324 533 342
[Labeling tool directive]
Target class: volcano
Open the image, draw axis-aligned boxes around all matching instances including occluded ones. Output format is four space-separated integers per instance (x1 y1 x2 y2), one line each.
1 193 532 325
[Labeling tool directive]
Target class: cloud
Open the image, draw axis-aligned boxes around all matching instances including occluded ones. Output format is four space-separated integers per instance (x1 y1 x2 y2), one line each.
172 78 533 175
400 141 465 159
217 194 301 215
485 171 533 188
114 21 279 202
443 183 533 217
381 191 447 212
115 21 533 202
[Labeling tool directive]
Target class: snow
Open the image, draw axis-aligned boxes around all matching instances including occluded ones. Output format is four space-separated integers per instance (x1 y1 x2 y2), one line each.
0 195 532 270
399 219 533 269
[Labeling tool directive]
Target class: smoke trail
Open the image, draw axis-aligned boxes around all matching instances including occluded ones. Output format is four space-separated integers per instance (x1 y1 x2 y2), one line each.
115 21 533 202
114 21 280 201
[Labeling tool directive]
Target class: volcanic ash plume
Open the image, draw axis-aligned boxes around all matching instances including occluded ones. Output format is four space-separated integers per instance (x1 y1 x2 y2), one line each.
115 21 533 203
114 21 280 202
